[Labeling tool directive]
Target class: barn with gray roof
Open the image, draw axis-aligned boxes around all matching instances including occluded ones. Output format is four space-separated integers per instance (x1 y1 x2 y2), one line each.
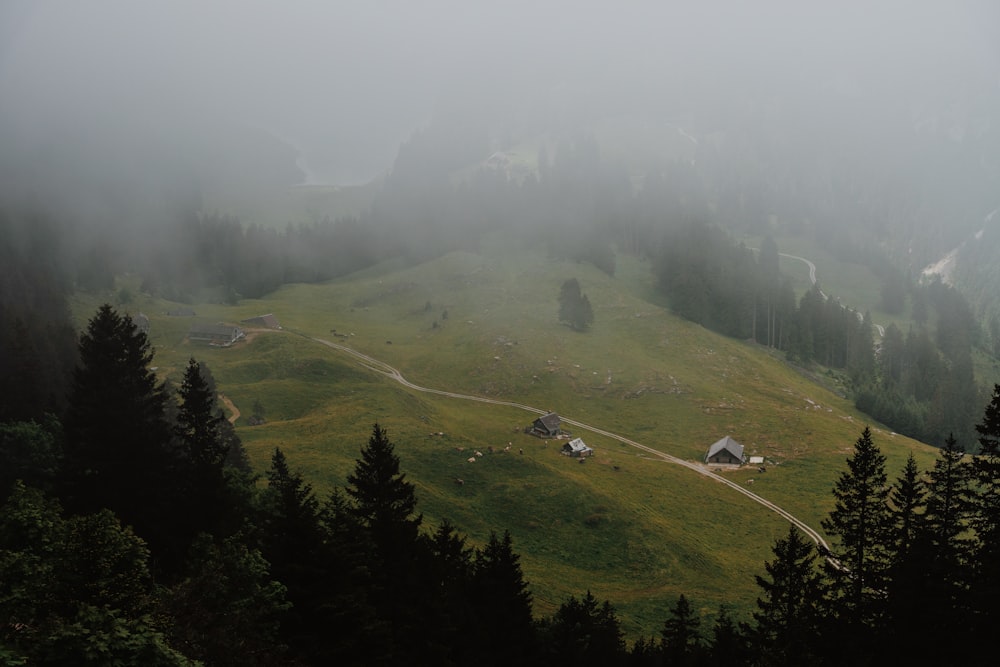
705 436 745 465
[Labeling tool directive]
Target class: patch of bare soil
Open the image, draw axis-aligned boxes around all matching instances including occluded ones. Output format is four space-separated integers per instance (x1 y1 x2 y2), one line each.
218 393 240 424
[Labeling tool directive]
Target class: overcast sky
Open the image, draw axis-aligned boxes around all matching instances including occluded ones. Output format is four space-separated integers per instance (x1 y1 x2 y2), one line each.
1 1 998 184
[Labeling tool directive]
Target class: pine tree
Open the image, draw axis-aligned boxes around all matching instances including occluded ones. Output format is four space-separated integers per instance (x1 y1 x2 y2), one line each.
888 453 927 564
820 426 893 646
346 423 422 552
558 278 595 331
708 605 749 667
175 358 229 469
544 590 625 667
883 453 928 640
751 525 824 666
660 594 703 666
906 434 975 663
469 530 537 666
259 448 345 663
173 359 230 536
61 304 180 565
345 424 430 664
970 385 1000 635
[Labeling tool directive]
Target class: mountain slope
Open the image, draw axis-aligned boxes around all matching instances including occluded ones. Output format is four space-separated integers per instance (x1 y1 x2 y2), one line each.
79 242 941 637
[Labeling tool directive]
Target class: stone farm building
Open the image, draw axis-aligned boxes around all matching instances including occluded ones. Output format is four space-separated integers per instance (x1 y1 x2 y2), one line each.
561 437 593 457
241 313 281 329
188 323 245 347
528 412 562 438
705 436 745 465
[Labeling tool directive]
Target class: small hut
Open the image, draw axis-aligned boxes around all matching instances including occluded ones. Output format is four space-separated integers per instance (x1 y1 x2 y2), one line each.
705 436 745 465
528 412 562 438
561 437 593 458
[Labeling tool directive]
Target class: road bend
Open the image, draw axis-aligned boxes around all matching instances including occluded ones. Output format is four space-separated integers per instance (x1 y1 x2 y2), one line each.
303 333 831 552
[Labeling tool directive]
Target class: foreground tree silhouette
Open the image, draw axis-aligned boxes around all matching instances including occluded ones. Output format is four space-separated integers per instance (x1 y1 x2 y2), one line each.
61 304 183 568
0 482 188 665
469 530 537 666
971 384 1000 636
543 590 625 667
660 594 703 666
174 358 240 539
751 525 823 666
346 422 422 552
820 426 893 658
890 434 974 664
345 424 428 664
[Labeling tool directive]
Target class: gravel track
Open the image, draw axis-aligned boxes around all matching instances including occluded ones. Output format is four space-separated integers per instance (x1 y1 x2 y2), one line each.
302 333 831 552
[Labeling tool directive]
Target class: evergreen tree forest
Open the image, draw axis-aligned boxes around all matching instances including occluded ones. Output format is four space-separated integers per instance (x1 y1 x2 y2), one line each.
2 302 1000 664
651 221 984 447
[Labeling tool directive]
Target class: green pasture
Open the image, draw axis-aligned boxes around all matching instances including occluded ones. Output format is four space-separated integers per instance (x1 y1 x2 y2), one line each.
70 241 941 639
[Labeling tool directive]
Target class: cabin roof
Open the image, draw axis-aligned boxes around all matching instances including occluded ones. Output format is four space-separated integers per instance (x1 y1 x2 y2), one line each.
706 436 744 462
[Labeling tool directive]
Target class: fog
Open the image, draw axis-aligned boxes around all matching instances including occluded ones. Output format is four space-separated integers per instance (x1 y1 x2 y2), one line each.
1 1 998 246
3 2 996 177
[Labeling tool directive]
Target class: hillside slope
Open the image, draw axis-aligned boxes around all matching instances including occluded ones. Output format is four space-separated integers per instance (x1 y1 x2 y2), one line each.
81 242 940 637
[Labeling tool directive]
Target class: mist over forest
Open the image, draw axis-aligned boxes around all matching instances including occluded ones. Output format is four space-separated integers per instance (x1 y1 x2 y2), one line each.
3 1 1000 663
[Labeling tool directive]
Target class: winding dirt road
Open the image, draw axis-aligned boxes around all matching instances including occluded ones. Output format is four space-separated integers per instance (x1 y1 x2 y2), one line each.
302 332 831 551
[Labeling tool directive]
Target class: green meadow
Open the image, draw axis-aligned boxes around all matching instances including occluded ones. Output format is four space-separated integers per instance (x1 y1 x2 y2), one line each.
71 239 940 638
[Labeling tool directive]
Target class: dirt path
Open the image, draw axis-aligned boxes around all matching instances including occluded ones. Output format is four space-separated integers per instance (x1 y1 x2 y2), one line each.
299 332 831 552
219 393 240 424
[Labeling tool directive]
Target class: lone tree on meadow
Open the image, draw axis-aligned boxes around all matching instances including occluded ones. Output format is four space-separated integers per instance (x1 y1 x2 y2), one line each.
558 278 594 331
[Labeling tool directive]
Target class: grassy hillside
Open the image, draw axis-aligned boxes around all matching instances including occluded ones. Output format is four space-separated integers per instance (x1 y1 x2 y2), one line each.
70 238 940 638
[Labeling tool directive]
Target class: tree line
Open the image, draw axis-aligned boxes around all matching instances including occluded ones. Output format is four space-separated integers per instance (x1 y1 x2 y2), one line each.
4 303 1000 665
652 221 984 447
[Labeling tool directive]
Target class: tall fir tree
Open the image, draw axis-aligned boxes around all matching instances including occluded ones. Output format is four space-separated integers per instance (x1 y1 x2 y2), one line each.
659 594 703 667
173 358 233 539
345 424 430 665
914 434 975 663
346 422 422 553
751 525 824 666
820 426 893 654
469 530 537 666
61 304 182 567
174 358 229 469
970 385 1000 636
882 453 931 664
543 590 625 667
259 447 376 664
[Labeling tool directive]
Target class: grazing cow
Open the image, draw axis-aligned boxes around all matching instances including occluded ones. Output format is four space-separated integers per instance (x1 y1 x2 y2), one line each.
386 340 392 344
455 478 465 485
746 478 755 485
475 451 483 457
467 457 476 463
519 448 523 455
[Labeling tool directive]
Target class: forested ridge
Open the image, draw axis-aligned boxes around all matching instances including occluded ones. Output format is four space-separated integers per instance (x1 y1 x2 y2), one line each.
4 303 1000 665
